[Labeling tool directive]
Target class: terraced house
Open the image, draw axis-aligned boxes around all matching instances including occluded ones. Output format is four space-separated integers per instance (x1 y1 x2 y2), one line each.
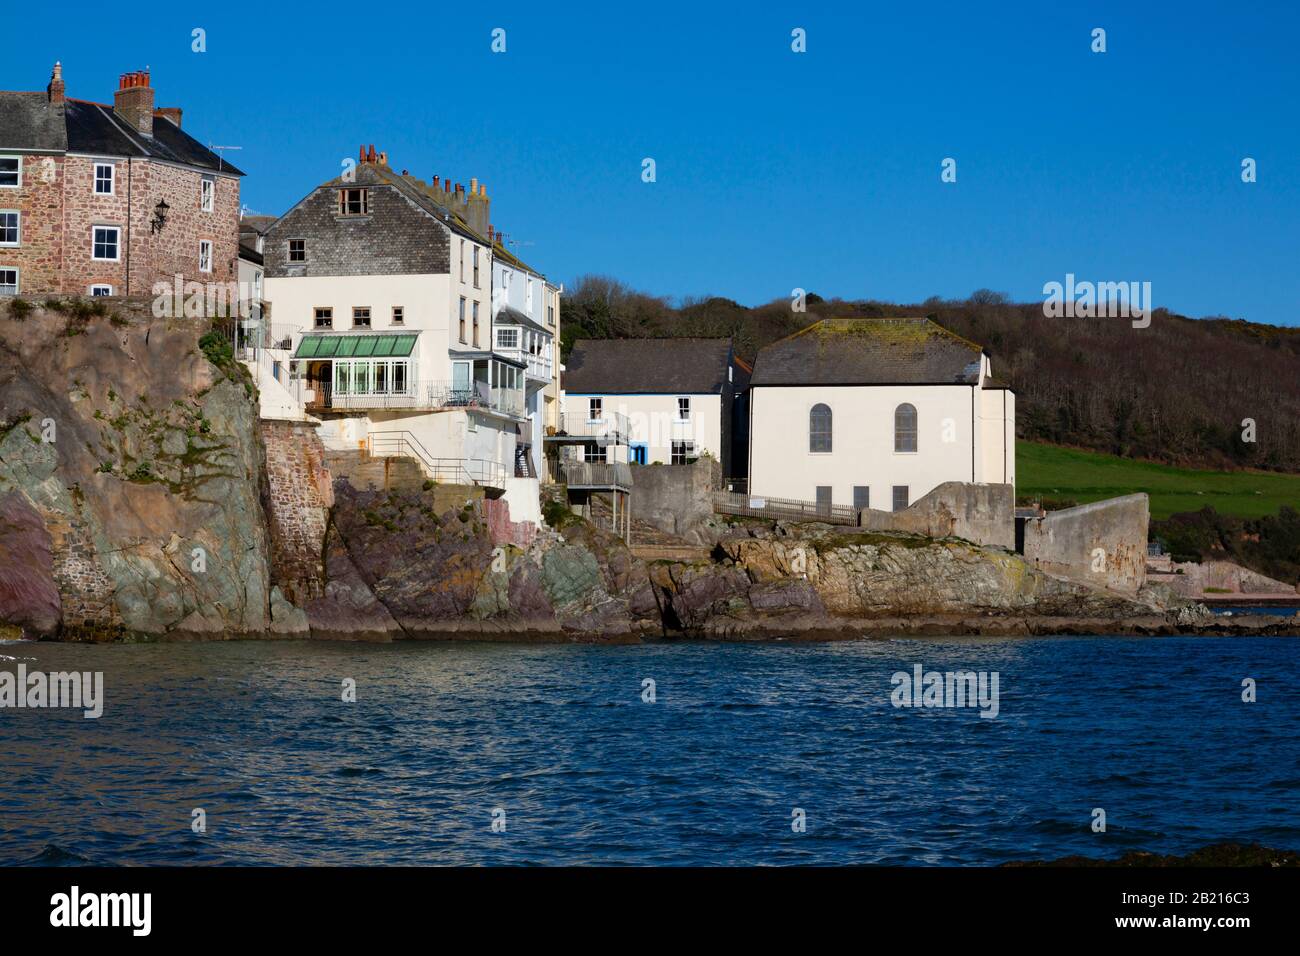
261 148 556 521
0 63 242 298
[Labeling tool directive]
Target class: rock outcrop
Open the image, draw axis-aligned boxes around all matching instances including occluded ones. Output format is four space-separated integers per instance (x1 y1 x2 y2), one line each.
0 298 271 639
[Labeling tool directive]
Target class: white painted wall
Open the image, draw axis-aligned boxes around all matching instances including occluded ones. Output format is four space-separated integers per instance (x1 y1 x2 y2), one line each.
264 272 451 377
561 392 722 464
749 384 1013 508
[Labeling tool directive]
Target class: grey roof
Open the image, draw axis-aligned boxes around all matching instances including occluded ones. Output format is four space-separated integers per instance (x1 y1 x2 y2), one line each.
0 92 67 151
0 94 242 175
750 318 986 386
495 304 550 336
563 339 733 394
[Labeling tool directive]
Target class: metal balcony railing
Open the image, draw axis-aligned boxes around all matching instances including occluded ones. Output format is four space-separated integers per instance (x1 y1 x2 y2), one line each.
493 345 554 381
303 380 525 417
366 430 506 489
560 460 634 490
549 410 631 444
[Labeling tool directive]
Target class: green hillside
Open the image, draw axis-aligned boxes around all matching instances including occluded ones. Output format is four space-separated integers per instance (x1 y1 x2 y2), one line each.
1017 441 1300 520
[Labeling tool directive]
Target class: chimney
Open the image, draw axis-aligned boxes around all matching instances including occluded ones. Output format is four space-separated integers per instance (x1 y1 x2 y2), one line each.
154 107 182 128
465 178 490 236
113 70 155 136
378 151 388 166
366 144 377 164
432 176 440 190
488 224 494 241
47 62 65 106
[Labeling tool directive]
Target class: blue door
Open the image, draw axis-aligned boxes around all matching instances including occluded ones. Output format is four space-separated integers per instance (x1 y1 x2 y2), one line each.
630 443 648 465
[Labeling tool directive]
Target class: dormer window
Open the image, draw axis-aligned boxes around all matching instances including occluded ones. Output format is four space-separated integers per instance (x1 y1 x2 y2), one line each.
339 188 371 215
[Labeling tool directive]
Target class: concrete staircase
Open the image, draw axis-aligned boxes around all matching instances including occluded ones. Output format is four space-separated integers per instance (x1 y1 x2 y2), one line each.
325 449 427 493
587 493 711 561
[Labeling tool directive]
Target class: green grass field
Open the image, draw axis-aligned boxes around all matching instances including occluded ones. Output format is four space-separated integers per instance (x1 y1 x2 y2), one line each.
1017 441 1300 520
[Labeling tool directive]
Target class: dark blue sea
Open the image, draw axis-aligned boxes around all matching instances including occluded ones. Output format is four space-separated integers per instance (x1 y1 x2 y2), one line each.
1 636 1296 866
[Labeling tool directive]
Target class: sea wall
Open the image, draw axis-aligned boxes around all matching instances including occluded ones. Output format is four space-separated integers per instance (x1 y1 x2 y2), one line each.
627 458 720 543
859 481 1015 549
1154 559 1298 598
260 419 332 605
1023 494 1149 596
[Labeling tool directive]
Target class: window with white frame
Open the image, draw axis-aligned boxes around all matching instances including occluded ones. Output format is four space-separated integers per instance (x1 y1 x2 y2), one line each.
0 157 19 188
94 162 114 195
0 211 18 246
0 267 17 295
201 176 215 212
676 396 691 421
459 239 465 282
89 284 113 296
472 246 480 287
588 397 602 421
92 226 120 261
496 327 519 350
199 240 213 273
391 305 404 325
671 440 695 465
583 443 604 463
314 307 333 328
352 307 371 328
288 239 306 262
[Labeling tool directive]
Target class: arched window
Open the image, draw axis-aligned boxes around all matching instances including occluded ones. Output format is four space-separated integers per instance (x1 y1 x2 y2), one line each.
894 403 918 452
809 403 832 453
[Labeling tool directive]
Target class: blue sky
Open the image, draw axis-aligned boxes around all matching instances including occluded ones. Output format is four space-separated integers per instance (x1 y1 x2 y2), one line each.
22 1 1300 324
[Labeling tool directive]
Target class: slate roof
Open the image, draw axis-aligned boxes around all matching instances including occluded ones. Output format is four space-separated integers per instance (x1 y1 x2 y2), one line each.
495 304 550 336
0 94 243 175
309 163 552 275
0 92 67 151
750 318 986 386
563 339 734 394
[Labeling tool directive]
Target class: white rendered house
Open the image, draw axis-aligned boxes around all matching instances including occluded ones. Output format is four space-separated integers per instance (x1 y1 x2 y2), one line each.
556 338 744 481
490 240 557 480
747 318 1015 511
261 151 536 518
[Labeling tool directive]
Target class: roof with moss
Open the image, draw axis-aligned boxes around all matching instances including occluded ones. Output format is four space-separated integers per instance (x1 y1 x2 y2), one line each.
750 318 987 386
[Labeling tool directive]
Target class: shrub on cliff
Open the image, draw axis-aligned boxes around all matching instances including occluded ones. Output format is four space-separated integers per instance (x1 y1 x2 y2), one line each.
1152 506 1300 584
6 298 32 321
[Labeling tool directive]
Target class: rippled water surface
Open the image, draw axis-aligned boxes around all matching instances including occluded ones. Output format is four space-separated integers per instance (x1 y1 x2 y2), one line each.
1 636 1296 865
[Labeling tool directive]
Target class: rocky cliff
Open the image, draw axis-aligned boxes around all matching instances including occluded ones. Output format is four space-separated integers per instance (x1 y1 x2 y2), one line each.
0 298 270 639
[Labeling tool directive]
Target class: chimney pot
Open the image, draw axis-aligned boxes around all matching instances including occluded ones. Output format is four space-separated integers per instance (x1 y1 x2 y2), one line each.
113 68 155 136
